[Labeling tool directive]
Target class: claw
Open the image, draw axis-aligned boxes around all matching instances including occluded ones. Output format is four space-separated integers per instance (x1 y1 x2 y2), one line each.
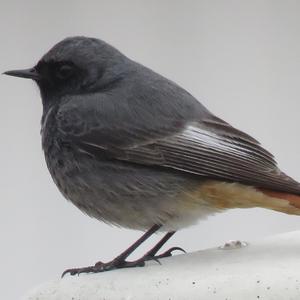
77 266 94 275
61 246 186 277
61 229 180 276
62 264 102 277
142 254 161 265
61 268 80 278
151 257 162 265
165 246 186 255
155 246 186 259
141 246 186 266
61 257 148 277
61 225 173 276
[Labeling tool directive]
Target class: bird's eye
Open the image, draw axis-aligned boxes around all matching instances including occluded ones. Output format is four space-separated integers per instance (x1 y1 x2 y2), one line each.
56 64 74 80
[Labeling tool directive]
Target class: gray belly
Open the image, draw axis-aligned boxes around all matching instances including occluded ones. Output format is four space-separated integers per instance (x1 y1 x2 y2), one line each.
44 148 216 231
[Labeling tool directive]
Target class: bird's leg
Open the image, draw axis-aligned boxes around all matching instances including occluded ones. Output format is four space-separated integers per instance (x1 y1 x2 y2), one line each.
143 231 185 260
96 231 183 269
128 231 185 267
62 224 161 277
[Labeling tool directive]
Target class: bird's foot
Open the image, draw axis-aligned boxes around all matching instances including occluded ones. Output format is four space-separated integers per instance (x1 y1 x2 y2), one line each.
138 246 186 266
62 257 146 277
144 246 186 261
61 246 185 277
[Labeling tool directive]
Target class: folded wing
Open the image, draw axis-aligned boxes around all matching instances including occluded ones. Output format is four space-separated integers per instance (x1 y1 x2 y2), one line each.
56 93 300 195
80 116 300 195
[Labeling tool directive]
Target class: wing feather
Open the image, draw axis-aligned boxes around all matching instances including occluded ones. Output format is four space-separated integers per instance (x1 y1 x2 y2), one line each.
56 93 300 195
105 122 300 194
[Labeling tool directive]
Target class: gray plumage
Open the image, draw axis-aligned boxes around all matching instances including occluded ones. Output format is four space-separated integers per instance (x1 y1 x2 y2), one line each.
6 36 300 230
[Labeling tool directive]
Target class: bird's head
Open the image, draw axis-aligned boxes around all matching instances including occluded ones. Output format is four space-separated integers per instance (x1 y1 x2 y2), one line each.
4 36 129 106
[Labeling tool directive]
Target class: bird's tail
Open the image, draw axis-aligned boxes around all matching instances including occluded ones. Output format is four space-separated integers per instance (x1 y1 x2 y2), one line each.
257 188 300 215
197 181 300 216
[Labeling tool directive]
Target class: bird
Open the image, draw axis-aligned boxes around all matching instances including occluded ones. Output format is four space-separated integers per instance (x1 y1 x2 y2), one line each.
4 36 300 276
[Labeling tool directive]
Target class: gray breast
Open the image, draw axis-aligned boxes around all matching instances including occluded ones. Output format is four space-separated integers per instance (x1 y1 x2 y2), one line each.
41 106 208 230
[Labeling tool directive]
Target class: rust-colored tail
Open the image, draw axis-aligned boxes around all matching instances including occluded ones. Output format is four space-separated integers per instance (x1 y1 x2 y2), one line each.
258 188 300 215
196 181 300 216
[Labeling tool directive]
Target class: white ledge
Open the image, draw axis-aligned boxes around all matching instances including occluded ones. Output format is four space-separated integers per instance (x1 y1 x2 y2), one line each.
23 231 300 300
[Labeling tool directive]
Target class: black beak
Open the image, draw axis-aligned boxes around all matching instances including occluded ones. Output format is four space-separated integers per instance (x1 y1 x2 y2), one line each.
3 68 40 80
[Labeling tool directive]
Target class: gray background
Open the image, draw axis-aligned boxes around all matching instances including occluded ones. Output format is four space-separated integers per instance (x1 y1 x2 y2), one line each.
1 1 300 299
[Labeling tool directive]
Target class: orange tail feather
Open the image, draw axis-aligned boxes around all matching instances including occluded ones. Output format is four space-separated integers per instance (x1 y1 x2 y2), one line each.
258 188 300 214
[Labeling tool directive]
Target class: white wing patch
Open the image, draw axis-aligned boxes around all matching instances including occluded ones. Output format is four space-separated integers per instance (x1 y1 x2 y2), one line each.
180 124 251 159
184 125 242 151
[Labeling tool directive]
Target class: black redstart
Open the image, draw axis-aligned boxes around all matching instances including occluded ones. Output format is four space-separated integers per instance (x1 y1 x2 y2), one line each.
4 36 300 276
